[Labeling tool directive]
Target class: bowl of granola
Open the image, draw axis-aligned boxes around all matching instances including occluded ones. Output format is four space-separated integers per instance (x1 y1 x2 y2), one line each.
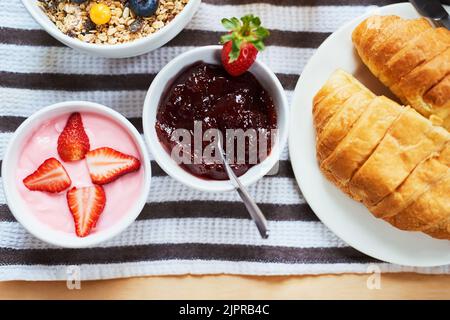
22 0 201 58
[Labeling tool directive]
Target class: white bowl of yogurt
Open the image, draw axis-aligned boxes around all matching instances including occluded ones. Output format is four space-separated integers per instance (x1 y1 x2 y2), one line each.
2 101 151 248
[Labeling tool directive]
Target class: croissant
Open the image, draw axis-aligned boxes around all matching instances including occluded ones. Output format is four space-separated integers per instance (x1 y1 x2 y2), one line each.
314 70 450 240
352 15 450 130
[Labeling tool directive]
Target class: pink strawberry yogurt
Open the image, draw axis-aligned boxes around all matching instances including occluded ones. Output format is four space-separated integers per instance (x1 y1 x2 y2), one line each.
15 112 144 235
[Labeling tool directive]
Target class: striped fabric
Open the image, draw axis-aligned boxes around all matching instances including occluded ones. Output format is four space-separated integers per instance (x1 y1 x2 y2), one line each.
1 0 449 281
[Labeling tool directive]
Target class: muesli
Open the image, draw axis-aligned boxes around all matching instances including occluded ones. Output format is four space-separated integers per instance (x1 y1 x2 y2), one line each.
37 0 189 44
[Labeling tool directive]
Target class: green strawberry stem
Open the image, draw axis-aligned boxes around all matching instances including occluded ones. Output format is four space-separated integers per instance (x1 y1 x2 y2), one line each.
220 14 270 63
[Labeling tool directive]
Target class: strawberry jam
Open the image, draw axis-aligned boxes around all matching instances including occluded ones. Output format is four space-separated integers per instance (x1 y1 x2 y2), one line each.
156 62 277 180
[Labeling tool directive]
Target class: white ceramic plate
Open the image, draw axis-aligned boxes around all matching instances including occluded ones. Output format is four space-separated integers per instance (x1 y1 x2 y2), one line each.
289 3 450 267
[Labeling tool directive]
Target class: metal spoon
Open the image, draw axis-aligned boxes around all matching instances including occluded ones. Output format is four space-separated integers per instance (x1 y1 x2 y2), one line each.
216 136 270 239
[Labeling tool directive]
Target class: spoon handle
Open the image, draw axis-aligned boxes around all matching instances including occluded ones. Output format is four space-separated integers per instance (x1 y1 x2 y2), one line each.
235 187 270 239
221 156 270 239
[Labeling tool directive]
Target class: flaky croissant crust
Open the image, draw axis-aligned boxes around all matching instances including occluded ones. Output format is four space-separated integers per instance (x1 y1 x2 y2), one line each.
352 15 450 131
313 70 450 240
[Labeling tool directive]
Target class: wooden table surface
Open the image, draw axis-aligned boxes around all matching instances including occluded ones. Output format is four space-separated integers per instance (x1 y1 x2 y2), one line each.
1 274 449 299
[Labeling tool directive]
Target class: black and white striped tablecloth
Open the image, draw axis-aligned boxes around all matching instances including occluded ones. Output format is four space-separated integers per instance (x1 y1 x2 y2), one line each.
0 0 448 280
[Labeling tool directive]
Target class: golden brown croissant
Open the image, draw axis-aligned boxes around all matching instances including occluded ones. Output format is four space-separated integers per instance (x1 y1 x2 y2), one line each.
314 70 450 240
352 15 450 130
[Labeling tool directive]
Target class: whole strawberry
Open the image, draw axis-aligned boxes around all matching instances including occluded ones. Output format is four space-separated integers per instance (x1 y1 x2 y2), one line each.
220 15 269 76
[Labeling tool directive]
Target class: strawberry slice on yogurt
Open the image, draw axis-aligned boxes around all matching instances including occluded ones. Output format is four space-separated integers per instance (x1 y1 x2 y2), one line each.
23 157 71 193
67 185 106 237
86 147 141 185
57 112 90 162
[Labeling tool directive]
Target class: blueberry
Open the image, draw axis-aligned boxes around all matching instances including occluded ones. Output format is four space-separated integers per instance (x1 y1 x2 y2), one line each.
71 0 88 3
129 0 159 17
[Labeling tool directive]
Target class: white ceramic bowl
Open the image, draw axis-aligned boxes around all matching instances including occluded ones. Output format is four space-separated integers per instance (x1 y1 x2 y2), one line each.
2 101 152 248
142 45 289 192
21 0 201 58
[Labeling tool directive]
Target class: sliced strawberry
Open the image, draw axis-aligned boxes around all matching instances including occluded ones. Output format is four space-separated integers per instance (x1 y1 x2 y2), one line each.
23 158 71 193
67 185 106 237
85 147 141 185
57 112 90 162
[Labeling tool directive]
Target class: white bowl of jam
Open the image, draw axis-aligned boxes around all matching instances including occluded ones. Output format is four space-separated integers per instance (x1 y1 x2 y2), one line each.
143 45 289 192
